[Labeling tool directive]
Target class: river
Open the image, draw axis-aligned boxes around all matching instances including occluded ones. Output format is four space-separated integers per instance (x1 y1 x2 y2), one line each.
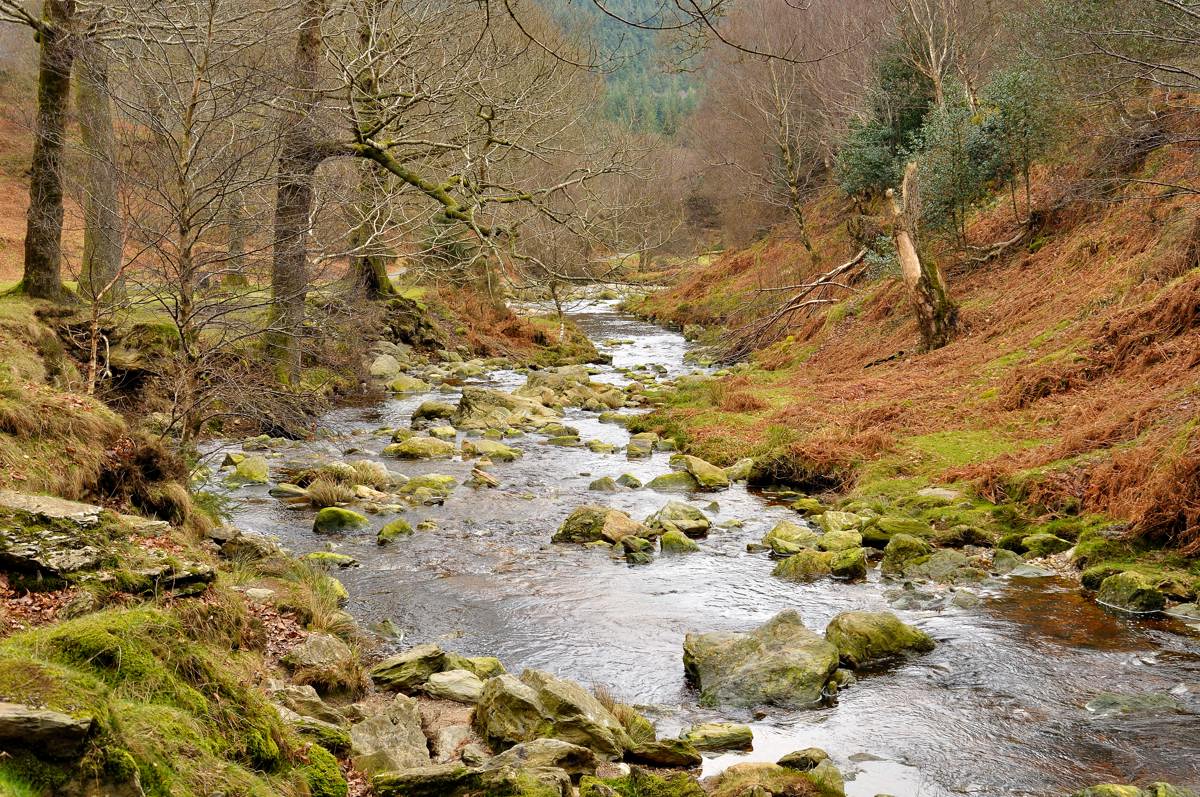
212 300 1200 797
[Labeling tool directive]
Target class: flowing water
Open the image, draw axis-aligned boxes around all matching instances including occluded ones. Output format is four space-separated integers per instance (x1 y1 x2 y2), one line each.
212 300 1200 797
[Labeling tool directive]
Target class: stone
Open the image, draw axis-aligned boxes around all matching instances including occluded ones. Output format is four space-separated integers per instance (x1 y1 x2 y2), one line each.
789 497 823 516
384 436 456 459
808 759 846 796
626 738 703 768
554 506 652 545
880 534 934 576
462 439 522 462
589 476 620 493
424 669 485 703
680 722 752 752
400 474 458 499
777 747 830 771
473 674 548 749
818 511 862 534
682 610 839 709
824 611 935 669
520 670 630 759
370 354 402 378
301 551 357 568
645 501 710 539
282 633 356 690
626 432 658 459
992 548 1024 574
762 520 819 556
434 724 473 763
724 458 754 482
378 518 414 544
269 482 309 499
669 454 730 491
0 702 95 759
350 694 431 776
646 471 700 493
233 455 270 484
581 770 704 797
829 547 869 581
443 653 506 680
313 507 368 534
1022 533 1073 557
660 530 700 554
706 763 820 797
904 549 987 584
1084 692 1185 718
413 400 457 424
454 386 560 431
772 549 834 582
818 529 863 551
616 474 643 489
388 374 429 393
269 682 346 726
370 643 446 692
875 515 933 537
588 441 618 454
429 425 458 441
1097 572 1166 613
482 738 599 778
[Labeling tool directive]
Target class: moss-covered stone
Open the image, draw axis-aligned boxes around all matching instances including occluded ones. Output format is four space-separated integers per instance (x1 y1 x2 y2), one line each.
299 744 348 797
377 517 414 544
829 547 868 581
880 534 933 577
1097 572 1166 613
818 529 863 551
680 722 752 752
772 549 834 582
232 455 269 484
580 769 705 797
370 644 445 692
462 438 522 462
554 506 651 545
1021 533 1072 558
763 520 819 556
824 610 935 668
383 436 456 459
313 507 368 534
669 454 730 491
790 497 824 516
660 530 700 554
646 471 700 492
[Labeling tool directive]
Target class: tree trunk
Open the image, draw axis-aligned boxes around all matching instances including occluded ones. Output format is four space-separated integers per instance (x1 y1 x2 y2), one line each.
348 166 397 298
225 194 250 286
270 0 327 385
21 0 76 301
889 162 956 351
76 38 124 303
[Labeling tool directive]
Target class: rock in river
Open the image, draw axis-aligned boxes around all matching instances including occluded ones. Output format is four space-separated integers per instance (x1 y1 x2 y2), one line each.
645 501 710 539
680 722 752 752
682 610 839 709
823 610 935 669
383 435 456 459
1097 571 1166 613
669 454 730 491
313 507 368 534
554 505 652 545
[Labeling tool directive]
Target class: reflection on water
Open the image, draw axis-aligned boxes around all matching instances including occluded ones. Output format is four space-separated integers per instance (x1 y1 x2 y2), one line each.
211 300 1200 797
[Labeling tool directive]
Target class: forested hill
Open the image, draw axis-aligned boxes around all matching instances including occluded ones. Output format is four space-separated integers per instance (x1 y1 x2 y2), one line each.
546 0 699 133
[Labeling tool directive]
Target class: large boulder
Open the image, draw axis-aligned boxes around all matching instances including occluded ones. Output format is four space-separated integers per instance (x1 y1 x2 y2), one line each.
412 400 457 425
554 506 652 545
1097 572 1166 613
370 643 446 692
0 702 94 759
472 671 631 760
772 550 833 582
823 611 935 668
473 674 548 749
350 694 431 776
829 547 869 581
313 507 368 534
646 472 700 493
660 530 700 554
384 436 456 459
455 386 560 431
233 455 270 484
682 610 839 709
520 670 631 759
669 454 730 491
645 502 711 539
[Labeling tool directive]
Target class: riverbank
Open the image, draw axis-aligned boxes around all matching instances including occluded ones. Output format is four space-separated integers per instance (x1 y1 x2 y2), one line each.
2 293 1198 797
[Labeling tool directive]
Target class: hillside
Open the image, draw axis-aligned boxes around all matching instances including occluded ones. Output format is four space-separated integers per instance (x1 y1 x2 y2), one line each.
632 120 1200 555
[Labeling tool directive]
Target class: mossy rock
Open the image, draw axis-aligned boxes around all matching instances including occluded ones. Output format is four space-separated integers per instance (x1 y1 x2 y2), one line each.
660 530 700 554
875 515 933 537
997 531 1029 554
377 518 414 544
762 520 819 556
369 643 445 692
616 474 643 488
829 547 868 581
232 455 269 484
1097 572 1166 613
824 610 935 669
818 529 862 552
299 744 348 797
880 534 933 577
707 763 831 797
313 507 368 534
580 769 705 797
589 476 620 493
681 722 752 752
669 454 730 491
790 497 824 516
646 471 700 493
383 436 456 459
300 551 357 568
462 439 522 462
1021 533 1072 558
772 549 834 582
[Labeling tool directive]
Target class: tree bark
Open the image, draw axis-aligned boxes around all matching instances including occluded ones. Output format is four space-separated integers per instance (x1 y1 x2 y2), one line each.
348 166 397 298
76 38 124 303
21 0 76 301
270 0 327 384
889 162 957 351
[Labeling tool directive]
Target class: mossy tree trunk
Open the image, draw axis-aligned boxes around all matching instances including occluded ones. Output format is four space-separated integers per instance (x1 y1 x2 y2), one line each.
21 0 76 301
889 162 957 351
348 166 397 299
270 0 328 385
76 38 124 303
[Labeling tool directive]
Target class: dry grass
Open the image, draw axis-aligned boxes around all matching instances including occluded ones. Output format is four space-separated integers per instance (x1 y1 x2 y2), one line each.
305 476 356 509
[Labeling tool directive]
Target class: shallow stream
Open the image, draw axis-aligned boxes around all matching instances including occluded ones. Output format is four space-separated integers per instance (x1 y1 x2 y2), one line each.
214 301 1200 797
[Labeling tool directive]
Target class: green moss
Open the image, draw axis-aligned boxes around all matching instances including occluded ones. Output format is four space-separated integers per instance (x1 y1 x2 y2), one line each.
299 744 348 797
580 769 705 797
